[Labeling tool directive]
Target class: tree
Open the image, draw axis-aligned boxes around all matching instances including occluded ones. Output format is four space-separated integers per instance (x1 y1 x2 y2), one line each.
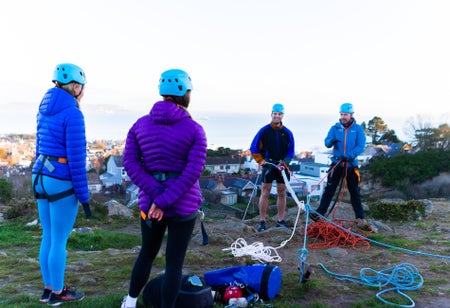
366 116 388 144
405 115 449 151
436 123 450 150
379 129 402 144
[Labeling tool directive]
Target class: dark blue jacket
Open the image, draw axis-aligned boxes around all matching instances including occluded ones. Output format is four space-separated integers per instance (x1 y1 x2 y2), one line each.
32 87 89 205
325 118 366 168
250 122 295 164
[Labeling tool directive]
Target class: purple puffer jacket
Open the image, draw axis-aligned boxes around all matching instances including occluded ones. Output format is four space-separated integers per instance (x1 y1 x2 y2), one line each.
123 100 207 218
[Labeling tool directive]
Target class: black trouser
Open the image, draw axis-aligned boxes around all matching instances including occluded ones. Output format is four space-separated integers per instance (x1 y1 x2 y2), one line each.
316 165 364 219
128 215 196 307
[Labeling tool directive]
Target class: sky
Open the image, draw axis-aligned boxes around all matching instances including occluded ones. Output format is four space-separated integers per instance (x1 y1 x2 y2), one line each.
1 0 449 150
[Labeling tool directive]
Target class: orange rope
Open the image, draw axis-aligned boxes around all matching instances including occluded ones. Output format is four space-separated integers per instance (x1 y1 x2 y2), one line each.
305 219 372 251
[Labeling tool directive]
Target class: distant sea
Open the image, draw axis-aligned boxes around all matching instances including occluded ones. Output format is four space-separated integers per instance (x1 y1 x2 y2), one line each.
86 111 343 151
2 107 409 152
83 111 409 152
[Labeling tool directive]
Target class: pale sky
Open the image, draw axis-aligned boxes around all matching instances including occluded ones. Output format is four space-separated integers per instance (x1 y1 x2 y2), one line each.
1 0 449 145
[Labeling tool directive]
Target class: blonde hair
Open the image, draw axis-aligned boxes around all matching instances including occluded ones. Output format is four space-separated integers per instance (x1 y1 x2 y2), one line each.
58 82 82 107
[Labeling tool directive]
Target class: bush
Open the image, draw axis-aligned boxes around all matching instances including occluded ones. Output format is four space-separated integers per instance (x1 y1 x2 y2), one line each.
0 178 13 203
4 196 37 219
368 200 426 221
367 150 450 198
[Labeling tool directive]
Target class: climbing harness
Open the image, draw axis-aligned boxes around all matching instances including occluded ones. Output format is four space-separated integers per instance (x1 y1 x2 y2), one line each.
33 155 75 202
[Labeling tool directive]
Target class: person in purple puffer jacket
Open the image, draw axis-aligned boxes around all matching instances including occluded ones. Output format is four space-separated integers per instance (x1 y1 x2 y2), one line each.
121 69 207 308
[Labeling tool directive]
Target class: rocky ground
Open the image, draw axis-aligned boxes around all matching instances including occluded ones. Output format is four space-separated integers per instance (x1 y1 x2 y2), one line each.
2 197 449 307
181 198 450 307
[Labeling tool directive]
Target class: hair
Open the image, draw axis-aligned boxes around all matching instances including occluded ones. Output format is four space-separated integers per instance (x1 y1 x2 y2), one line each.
57 82 82 107
163 92 190 108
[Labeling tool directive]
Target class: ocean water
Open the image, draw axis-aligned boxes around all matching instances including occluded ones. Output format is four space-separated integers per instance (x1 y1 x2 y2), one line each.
86 111 411 152
82 111 338 152
2 105 409 152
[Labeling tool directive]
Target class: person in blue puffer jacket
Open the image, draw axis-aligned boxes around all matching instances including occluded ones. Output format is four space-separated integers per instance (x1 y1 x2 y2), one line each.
312 102 367 221
32 63 90 306
121 69 207 308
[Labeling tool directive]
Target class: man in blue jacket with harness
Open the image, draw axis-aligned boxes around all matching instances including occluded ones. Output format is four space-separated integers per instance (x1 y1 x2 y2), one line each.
250 103 295 232
311 102 366 221
32 63 91 306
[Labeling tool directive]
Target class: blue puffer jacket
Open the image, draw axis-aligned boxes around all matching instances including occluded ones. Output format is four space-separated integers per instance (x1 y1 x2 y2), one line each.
123 100 207 218
32 87 89 205
324 118 366 168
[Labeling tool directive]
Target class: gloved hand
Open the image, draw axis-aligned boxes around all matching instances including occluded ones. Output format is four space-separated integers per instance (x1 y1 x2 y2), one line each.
339 154 352 162
331 139 340 145
277 161 289 172
82 203 92 218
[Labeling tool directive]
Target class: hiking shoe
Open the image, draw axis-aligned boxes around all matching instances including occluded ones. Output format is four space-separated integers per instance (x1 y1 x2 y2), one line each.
276 220 290 228
47 286 84 306
121 295 136 308
39 288 51 303
257 220 266 232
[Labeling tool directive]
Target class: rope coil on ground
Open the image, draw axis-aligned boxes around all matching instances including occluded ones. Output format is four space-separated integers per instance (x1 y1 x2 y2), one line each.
225 166 305 263
318 262 424 307
222 238 282 263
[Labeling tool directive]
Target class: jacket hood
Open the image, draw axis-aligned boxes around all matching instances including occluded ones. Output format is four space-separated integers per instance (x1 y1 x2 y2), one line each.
149 100 190 124
39 87 78 116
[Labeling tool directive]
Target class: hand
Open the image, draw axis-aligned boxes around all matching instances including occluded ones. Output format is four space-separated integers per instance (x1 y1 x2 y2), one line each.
340 154 351 162
277 161 288 171
148 203 164 221
82 203 92 218
331 139 340 145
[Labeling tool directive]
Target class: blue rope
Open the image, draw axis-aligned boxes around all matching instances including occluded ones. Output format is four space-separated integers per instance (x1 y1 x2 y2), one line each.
296 199 313 283
305 207 450 260
318 263 423 307
296 202 449 306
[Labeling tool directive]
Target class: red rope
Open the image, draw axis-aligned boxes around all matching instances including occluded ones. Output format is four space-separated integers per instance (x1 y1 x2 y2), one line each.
305 219 372 251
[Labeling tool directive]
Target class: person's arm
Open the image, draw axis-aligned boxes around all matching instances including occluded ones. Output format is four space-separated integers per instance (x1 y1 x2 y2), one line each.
153 125 207 210
66 109 89 205
324 125 340 148
346 125 366 160
282 128 295 165
123 124 166 200
250 126 266 164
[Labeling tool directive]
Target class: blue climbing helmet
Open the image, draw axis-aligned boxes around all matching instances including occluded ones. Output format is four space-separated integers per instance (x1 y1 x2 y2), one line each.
52 63 86 85
159 69 192 96
272 103 285 114
340 102 354 114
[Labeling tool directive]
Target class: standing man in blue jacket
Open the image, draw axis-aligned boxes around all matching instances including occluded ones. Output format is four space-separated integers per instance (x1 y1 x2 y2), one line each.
312 102 366 221
250 103 295 231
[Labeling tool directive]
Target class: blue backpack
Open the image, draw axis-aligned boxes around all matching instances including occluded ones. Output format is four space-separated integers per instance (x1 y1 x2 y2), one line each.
204 264 282 300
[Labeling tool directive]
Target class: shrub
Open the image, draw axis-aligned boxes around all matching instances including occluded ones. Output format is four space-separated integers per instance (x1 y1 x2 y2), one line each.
0 178 13 203
4 196 37 219
368 200 426 221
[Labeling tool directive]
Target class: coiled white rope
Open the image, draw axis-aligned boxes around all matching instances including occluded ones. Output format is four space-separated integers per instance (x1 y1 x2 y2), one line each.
224 166 306 263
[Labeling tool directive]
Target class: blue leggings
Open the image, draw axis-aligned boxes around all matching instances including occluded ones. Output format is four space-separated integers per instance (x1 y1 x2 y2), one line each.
32 174 78 291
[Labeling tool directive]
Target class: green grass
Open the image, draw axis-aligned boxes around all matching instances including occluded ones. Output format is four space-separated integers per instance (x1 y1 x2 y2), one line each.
1 212 449 308
367 233 425 250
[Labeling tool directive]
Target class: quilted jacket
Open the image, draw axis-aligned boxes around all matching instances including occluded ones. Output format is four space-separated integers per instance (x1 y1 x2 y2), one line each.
123 100 207 218
32 87 89 204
